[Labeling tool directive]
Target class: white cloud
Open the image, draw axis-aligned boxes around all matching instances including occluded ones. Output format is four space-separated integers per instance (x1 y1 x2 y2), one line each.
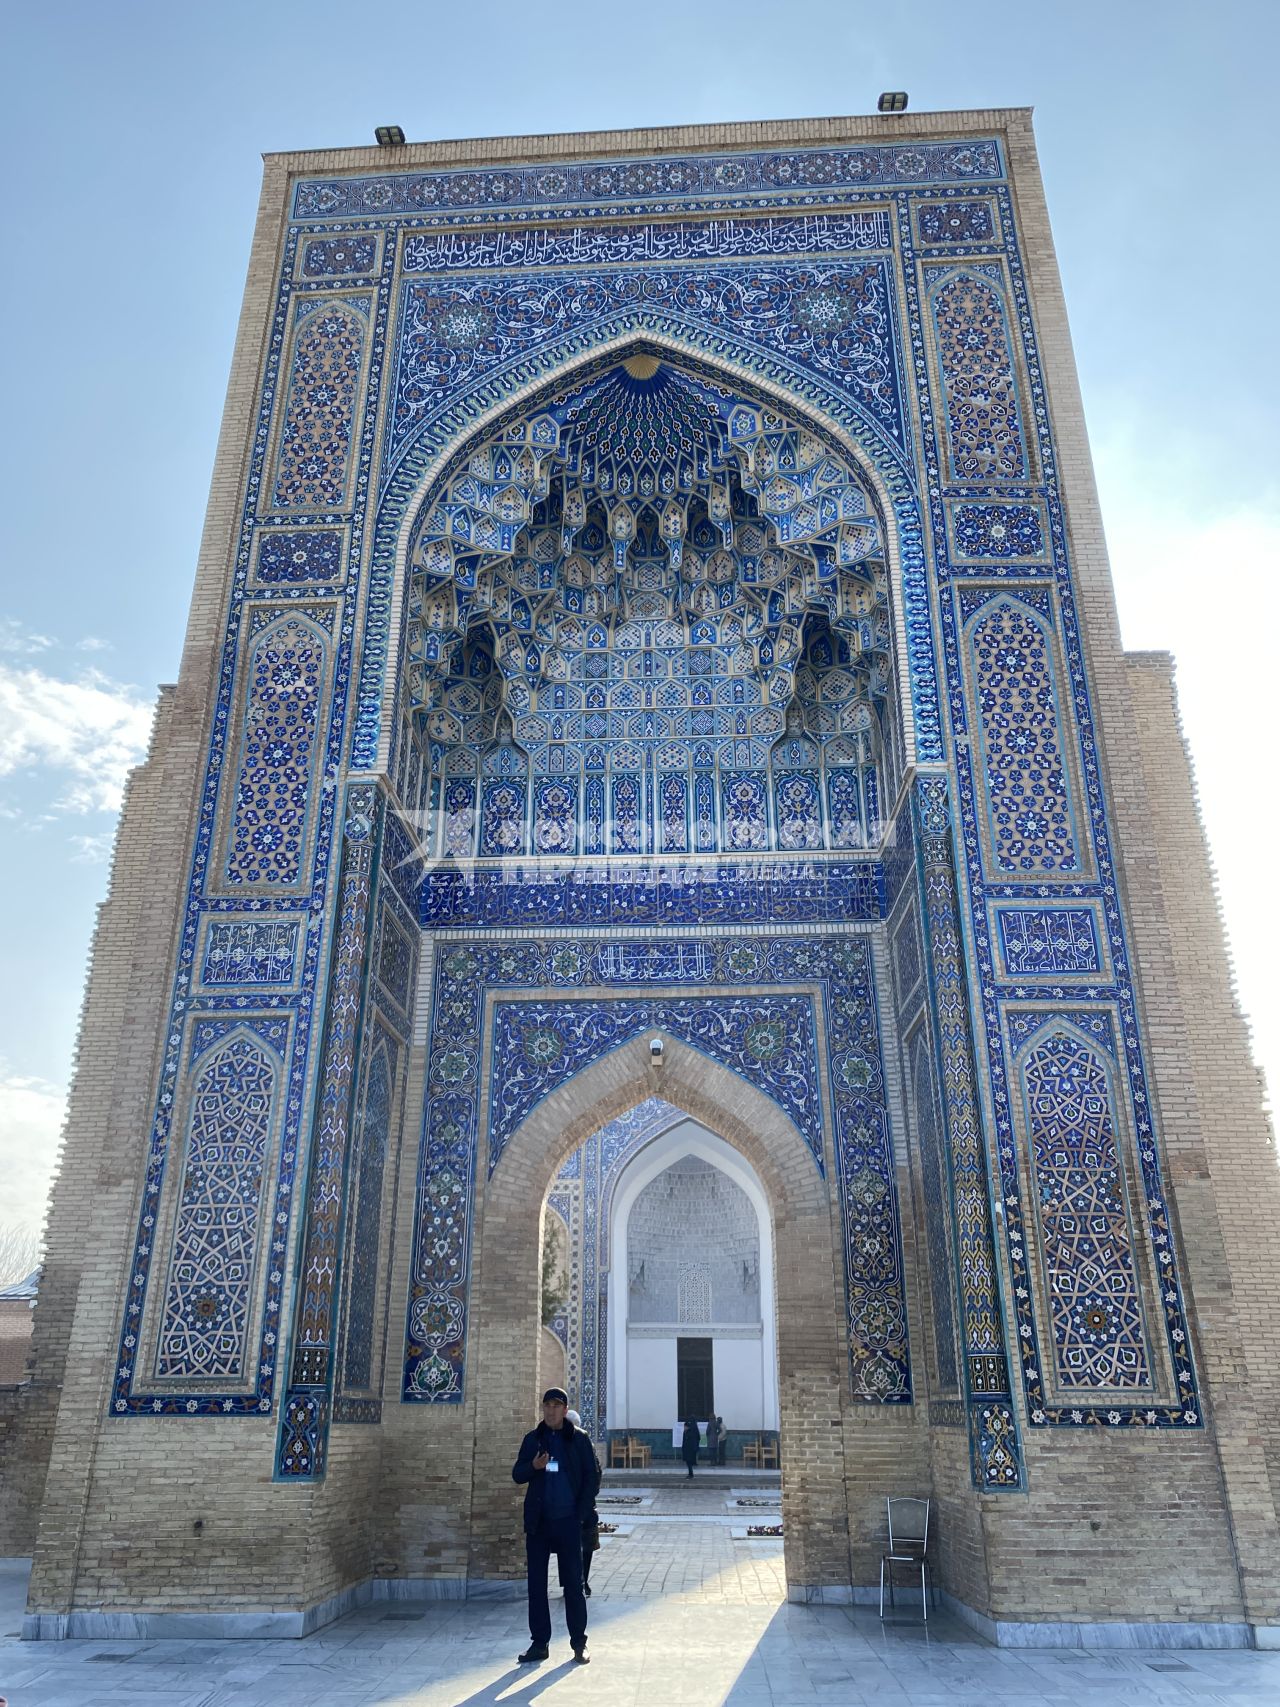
68 830 118 864
1095 423 1280 1114
0 1069 65 1235
0 661 155 814
75 636 112 654
0 618 55 656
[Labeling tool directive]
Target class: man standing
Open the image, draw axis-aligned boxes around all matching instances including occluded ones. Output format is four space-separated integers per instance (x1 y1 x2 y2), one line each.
705 1413 720 1469
513 1387 595 1665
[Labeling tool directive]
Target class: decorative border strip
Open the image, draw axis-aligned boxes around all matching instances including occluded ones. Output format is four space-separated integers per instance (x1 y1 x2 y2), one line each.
420 859 885 928
912 777 1023 1487
275 785 383 1477
292 138 1005 220
923 184 1203 1431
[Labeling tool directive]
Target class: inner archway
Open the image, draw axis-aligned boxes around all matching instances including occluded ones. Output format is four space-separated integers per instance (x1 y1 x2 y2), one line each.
542 1104 780 1454
463 1032 852 1598
612 1125 777 1447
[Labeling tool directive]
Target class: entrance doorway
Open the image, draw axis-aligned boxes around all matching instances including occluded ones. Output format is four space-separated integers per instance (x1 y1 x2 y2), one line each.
539 1103 779 1456
536 1100 785 1601
677 1338 713 1420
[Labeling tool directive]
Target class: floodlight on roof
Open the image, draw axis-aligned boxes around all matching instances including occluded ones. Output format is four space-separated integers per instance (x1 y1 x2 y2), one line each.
877 92 908 114
375 125 406 147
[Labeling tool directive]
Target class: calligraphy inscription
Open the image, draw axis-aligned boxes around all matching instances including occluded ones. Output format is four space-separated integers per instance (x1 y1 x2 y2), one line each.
403 211 893 274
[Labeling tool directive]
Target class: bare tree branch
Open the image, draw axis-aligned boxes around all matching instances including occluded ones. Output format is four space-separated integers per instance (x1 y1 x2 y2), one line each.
0 1223 42 1289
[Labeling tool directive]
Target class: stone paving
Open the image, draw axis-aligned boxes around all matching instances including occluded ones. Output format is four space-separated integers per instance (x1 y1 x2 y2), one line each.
4 1546 1280 1706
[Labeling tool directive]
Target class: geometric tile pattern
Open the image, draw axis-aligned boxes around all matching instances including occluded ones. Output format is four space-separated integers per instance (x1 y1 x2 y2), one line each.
404 931 909 1409
908 1026 960 1396
913 777 1023 1487
113 1010 295 1419
225 617 328 886
916 183 1204 1434
928 270 1026 480
301 235 379 278
917 200 996 244
967 594 1079 874
276 785 380 1478
255 529 345 583
952 501 1044 560
155 1034 277 1379
1021 1027 1150 1390
270 302 366 510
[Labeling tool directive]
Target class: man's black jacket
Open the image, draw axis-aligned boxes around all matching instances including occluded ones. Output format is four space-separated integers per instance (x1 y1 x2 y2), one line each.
512 1419 600 1534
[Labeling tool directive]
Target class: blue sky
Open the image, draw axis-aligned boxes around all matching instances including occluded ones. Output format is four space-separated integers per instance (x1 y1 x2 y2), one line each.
1 0 1276 1232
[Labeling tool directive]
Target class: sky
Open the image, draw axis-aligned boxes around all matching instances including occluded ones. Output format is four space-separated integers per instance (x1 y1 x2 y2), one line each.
0 0 1276 1238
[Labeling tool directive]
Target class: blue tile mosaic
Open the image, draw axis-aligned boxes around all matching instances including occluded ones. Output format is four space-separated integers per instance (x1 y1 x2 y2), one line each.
201 919 299 985
995 906 1101 976
293 139 1004 219
255 529 345 583
489 994 822 1174
109 129 1204 1485
405 933 910 1408
420 859 885 928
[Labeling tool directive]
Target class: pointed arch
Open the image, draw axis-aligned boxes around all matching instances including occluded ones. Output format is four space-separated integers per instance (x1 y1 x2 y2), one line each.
605 1118 779 1435
1013 1021 1152 1394
361 327 929 777
466 1032 849 1593
154 1025 282 1380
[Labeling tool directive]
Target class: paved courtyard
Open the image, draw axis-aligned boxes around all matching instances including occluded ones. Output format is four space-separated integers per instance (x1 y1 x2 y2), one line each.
4 1537 1280 1707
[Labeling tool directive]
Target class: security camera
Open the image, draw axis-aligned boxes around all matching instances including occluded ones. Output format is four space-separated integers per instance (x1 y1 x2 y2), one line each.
649 1035 665 1065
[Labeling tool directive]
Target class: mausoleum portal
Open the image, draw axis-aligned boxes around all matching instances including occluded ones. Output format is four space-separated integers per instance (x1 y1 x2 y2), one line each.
3 108 1279 1650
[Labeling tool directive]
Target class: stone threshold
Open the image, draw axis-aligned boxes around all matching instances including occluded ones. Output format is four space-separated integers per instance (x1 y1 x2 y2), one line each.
21 1575 1277 1648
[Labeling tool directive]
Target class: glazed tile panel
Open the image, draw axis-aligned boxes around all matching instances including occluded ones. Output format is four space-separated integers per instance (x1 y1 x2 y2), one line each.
404 934 910 1408
106 132 1201 1481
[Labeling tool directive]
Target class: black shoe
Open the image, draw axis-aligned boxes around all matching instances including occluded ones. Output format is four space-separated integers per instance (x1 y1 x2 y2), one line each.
518 1644 549 1664
572 1645 590 1664
584 1582 592 1597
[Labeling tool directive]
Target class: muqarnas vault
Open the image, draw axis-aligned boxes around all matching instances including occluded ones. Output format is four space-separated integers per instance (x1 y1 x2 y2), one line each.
3 107 1279 1648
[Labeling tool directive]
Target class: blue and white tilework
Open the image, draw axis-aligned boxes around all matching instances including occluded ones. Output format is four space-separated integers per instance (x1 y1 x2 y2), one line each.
405 932 910 1408
110 131 1202 1488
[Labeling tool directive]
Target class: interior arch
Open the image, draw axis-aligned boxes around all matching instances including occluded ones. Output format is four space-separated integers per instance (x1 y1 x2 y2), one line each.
465 1032 851 1594
606 1118 779 1435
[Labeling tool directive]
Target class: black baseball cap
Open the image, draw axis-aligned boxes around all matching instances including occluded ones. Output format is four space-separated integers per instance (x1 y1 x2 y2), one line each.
542 1387 569 1404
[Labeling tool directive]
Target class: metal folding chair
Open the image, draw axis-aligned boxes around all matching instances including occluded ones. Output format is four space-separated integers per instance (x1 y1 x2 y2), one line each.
879 1496 933 1621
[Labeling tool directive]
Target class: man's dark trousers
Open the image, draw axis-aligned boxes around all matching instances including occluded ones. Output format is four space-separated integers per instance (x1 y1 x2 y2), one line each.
526 1515 587 1649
